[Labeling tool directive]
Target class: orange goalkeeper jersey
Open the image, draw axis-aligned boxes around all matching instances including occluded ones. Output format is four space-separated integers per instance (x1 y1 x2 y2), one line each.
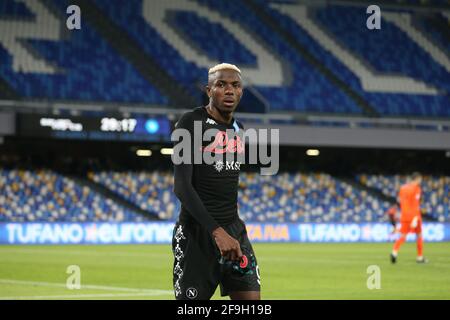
398 182 421 222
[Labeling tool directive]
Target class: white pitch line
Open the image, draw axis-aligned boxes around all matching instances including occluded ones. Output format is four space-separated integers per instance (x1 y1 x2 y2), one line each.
0 248 169 258
0 279 173 295
0 292 172 300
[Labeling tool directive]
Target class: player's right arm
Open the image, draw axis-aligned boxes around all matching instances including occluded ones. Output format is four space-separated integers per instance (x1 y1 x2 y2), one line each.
173 112 242 261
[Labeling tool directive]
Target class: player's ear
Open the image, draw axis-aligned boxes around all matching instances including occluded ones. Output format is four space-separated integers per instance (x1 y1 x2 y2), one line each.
206 85 211 98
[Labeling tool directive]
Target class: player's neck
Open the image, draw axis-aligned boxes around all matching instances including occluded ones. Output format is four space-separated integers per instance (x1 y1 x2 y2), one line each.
206 104 233 125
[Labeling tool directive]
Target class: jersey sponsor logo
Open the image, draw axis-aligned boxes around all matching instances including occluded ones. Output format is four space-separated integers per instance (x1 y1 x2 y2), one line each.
226 161 241 171
202 131 244 154
186 287 198 299
206 118 217 125
213 161 241 172
172 120 279 175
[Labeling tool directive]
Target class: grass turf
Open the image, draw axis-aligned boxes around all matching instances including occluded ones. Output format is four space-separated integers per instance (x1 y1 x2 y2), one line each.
0 242 449 300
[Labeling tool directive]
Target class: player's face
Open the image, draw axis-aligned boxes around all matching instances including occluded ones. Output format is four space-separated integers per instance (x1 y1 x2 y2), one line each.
207 70 243 114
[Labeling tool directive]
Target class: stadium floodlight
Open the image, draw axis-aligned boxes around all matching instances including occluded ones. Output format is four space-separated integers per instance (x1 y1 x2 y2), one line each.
306 149 320 156
136 149 152 157
160 148 174 155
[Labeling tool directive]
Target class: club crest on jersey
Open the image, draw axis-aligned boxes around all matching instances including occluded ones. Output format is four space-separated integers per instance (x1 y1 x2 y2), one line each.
186 287 198 299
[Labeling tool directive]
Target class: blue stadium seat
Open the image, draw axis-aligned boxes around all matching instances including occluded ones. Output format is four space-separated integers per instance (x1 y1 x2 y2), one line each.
171 11 257 66
417 13 450 55
93 0 206 102
90 170 449 223
0 0 168 104
260 2 450 117
238 172 391 223
357 174 450 222
0 0 34 18
1 0 449 117
0 169 145 222
89 171 179 220
197 0 364 114
2 168 447 223
313 5 450 117
94 0 363 114
89 170 397 223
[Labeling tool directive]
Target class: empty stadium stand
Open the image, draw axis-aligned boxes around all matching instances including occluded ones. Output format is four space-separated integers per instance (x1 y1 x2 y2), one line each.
85 170 426 223
1 0 448 117
0 0 169 104
2 166 448 223
358 174 450 222
263 2 450 117
86 170 450 223
88 170 178 220
0 168 147 222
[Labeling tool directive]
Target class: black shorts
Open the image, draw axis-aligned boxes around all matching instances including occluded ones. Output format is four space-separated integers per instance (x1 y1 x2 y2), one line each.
172 218 260 300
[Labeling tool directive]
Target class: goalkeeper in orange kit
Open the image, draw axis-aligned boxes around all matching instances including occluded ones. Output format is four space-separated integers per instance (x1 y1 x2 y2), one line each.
390 172 428 264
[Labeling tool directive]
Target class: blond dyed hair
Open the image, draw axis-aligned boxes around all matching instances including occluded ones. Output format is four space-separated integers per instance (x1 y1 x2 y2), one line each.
208 63 241 75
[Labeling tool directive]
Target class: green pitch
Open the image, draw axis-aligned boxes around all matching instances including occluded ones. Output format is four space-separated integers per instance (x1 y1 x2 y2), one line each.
0 242 449 300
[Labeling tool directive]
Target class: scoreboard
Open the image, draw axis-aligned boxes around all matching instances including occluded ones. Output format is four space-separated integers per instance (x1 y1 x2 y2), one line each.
17 114 172 142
